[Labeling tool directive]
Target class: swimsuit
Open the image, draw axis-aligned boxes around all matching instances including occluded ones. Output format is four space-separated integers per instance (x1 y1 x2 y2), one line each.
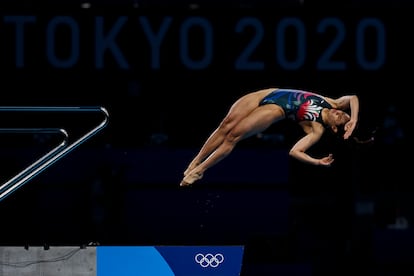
259 89 332 125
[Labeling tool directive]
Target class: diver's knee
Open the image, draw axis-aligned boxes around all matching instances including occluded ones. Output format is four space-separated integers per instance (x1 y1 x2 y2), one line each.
225 132 242 145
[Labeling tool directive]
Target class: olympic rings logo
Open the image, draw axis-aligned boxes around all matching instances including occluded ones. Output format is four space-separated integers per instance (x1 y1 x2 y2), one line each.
194 253 224 268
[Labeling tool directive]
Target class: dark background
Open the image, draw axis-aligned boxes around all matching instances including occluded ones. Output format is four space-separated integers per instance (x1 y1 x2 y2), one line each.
0 1 411 275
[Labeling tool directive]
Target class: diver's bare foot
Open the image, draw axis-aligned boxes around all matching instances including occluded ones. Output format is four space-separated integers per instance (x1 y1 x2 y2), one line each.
183 163 199 176
180 171 203 186
183 168 191 177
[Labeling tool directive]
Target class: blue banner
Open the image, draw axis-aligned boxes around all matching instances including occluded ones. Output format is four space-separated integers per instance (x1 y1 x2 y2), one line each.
97 245 244 276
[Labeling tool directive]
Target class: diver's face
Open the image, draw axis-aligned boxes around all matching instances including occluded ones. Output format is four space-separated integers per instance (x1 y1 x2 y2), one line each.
329 109 350 126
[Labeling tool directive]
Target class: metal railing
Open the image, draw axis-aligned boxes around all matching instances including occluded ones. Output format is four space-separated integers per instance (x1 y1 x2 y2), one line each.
0 106 109 202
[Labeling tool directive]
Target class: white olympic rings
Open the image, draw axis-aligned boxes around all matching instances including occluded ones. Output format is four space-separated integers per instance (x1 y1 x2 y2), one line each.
194 253 224 268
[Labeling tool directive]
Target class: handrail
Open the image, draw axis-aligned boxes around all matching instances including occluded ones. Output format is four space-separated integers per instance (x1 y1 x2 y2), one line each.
0 128 68 194
0 106 109 202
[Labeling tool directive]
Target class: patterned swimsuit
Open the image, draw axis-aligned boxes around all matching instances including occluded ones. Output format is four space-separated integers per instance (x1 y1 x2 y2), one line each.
259 89 332 126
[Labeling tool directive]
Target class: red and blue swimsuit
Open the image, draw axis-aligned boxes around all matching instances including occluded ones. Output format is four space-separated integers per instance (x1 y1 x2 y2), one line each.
259 89 332 125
